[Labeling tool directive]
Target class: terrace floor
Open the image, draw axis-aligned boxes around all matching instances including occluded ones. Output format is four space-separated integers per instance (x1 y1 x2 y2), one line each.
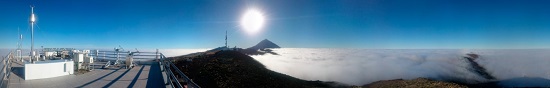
8 60 167 88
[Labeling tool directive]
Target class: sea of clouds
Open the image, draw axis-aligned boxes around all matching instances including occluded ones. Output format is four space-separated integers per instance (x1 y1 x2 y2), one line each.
251 48 550 87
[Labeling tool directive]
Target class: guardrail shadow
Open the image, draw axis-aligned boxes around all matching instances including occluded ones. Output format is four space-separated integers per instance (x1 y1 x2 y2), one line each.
127 65 145 88
10 67 24 80
76 67 122 88
146 62 166 88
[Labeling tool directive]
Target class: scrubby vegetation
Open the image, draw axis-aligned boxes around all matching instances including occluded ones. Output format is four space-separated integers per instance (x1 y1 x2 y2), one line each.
170 50 340 88
364 78 468 88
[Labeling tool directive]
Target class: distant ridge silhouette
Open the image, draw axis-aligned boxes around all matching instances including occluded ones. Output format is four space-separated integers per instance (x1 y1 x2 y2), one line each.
247 39 280 50
236 39 280 55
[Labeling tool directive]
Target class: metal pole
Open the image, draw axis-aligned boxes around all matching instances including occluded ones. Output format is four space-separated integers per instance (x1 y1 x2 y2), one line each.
225 30 228 48
30 6 35 63
95 50 99 60
18 27 23 62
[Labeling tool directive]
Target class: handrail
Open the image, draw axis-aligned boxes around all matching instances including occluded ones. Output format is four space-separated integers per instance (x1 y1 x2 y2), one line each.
165 62 183 88
161 55 183 88
159 53 200 88
94 51 162 60
47 50 200 88
159 59 176 88
168 62 200 88
0 50 14 88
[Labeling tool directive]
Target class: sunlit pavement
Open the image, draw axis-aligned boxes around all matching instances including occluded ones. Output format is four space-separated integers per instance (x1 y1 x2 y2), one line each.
8 61 165 88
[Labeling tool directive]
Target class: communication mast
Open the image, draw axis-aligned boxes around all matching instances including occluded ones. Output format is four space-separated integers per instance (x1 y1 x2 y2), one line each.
225 30 228 48
17 27 23 61
30 6 37 62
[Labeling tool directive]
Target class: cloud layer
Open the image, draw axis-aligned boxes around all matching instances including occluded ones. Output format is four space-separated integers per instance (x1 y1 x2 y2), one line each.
251 48 550 86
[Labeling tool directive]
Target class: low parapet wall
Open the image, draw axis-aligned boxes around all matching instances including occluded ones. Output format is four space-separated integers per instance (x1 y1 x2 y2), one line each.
24 60 74 80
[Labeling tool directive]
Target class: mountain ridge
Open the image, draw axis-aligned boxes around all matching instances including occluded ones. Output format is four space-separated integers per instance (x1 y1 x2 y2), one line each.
247 39 280 50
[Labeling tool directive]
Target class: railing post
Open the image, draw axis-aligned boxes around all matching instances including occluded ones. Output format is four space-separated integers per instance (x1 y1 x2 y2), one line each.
156 49 159 60
95 50 99 60
103 51 105 60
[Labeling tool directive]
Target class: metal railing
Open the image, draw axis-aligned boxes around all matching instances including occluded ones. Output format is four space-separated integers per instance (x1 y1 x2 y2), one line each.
93 51 163 61
93 50 200 88
0 49 200 88
0 50 14 88
159 53 200 88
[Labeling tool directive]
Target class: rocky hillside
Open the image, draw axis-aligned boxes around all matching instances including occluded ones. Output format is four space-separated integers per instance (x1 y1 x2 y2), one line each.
364 78 468 88
170 50 340 88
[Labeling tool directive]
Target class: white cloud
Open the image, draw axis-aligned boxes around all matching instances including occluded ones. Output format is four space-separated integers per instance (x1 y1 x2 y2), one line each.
251 48 550 86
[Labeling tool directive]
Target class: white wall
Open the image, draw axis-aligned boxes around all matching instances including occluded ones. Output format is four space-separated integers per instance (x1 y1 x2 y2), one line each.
24 60 74 80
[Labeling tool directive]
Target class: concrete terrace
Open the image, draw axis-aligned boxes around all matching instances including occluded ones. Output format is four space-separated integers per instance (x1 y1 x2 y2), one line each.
8 61 166 88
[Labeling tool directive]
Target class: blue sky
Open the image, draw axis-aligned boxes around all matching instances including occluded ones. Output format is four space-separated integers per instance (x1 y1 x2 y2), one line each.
1 0 550 49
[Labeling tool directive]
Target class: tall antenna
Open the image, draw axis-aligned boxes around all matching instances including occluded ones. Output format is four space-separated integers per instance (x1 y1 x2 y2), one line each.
225 30 228 48
17 27 21 49
30 5 36 62
17 27 23 61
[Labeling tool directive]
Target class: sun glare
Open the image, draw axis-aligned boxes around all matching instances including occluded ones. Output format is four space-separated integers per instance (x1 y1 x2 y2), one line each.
240 8 265 35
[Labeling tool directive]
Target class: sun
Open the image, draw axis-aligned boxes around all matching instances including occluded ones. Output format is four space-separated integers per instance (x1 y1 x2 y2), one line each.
240 8 265 35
